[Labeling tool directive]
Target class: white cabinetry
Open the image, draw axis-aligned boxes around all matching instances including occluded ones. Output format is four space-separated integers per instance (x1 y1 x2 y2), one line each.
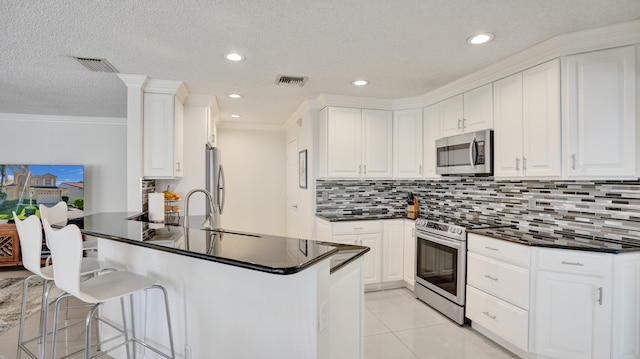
143 92 185 178
319 219 382 285
382 220 404 282
494 59 561 178
393 109 423 178
403 220 416 287
533 248 613 359
422 104 440 178
319 107 392 178
466 233 531 355
564 45 637 178
440 84 493 137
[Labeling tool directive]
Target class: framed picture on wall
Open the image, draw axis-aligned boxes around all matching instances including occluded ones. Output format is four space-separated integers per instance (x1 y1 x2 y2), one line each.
299 149 307 189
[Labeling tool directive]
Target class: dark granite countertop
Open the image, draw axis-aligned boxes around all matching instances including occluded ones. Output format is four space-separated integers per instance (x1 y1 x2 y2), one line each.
59 212 369 275
316 212 409 222
469 226 640 254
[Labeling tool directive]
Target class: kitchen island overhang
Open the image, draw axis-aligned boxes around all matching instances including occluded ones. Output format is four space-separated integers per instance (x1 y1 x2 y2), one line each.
56 212 369 359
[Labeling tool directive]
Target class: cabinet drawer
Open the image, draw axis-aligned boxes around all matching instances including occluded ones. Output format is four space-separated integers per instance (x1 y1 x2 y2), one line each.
332 221 381 235
535 248 610 277
467 252 530 309
466 285 529 352
468 233 530 267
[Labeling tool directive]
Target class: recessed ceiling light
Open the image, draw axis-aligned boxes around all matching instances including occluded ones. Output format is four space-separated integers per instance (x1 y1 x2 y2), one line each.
231 114 240 118
227 93 242 99
224 52 245 62
467 33 495 45
352 80 369 86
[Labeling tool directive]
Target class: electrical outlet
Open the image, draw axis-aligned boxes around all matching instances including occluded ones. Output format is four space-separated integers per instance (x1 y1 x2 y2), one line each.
318 302 329 333
528 198 537 209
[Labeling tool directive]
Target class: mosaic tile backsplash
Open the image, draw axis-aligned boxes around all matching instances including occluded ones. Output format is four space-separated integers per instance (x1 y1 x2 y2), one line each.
316 178 640 244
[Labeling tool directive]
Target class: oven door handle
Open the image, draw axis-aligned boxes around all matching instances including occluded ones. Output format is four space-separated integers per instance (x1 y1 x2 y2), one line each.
417 233 462 249
469 136 477 169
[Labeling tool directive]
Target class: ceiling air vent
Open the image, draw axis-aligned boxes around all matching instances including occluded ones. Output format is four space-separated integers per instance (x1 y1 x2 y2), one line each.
275 75 308 87
74 57 119 73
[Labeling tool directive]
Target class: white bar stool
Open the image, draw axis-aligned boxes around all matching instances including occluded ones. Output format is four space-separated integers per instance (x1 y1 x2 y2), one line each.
43 219 175 359
13 212 103 359
39 202 98 252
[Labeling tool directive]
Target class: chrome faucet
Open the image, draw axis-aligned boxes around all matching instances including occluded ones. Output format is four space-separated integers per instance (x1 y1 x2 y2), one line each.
183 188 216 230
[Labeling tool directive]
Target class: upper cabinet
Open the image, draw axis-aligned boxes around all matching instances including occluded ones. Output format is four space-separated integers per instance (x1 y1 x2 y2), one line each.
564 46 637 179
143 91 185 179
440 83 493 137
319 106 392 178
494 59 561 178
422 104 440 178
393 109 423 178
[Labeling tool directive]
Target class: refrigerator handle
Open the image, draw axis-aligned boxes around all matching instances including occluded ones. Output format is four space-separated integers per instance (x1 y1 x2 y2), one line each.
218 165 226 214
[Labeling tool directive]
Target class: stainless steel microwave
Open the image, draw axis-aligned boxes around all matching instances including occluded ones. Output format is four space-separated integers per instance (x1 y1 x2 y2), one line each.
435 130 493 175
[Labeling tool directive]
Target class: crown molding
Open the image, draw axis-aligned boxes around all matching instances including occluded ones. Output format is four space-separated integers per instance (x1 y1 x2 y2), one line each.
144 79 189 103
218 120 285 132
185 93 216 108
316 94 394 110
117 74 149 88
284 99 321 129
417 18 640 106
0 112 126 124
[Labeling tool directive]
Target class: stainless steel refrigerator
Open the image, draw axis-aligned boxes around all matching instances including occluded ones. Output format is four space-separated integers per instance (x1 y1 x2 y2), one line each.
206 144 225 229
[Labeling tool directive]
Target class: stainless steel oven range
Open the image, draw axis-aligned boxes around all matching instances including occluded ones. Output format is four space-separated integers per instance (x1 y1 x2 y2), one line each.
414 218 509 325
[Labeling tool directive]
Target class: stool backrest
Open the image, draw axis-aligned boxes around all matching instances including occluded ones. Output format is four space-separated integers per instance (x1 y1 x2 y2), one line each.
12 212 44 275
42 218 83 298
39 202 68 227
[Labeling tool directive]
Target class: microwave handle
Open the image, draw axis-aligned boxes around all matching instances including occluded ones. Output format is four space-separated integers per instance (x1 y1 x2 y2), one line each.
469 137 477 169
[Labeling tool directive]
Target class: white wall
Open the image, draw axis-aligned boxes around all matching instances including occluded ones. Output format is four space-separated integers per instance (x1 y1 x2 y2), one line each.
0 113 128 214
217 127 287 236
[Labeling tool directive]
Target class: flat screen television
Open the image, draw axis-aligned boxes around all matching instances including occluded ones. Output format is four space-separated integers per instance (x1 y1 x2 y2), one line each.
0 164 85 223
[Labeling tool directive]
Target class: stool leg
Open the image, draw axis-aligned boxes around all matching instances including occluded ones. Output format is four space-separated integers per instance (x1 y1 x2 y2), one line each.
51 293 73 359
85 303 100 359
121 296 132 359
17 275 37 359
41 280 56 359
129 294 136 359
150 285 175 359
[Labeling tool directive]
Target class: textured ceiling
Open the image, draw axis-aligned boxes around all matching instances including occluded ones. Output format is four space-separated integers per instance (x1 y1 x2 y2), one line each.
1 0 640 126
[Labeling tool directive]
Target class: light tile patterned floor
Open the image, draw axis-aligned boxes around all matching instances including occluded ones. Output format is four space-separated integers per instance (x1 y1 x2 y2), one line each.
364 288 520 359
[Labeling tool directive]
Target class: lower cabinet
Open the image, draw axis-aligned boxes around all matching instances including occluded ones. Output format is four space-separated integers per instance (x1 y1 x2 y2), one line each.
403 220 416 287
382 219 404 282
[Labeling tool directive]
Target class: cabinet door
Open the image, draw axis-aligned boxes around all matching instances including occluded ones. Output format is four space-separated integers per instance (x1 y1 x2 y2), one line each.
440 94 464 137
382 220 404 282
422 104 440 179
327 107 362 178
463 83 493 133
403 221 416 286
393 109 423 178
173 97 184 177
359 233 382 285
362 109 393 178
565 46 636 178
534 271 611 359
144 93 179 178
523 58 561 177
493 73 524 177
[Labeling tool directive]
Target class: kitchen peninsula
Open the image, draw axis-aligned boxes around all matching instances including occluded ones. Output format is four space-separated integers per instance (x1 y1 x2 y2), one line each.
60 212 369 359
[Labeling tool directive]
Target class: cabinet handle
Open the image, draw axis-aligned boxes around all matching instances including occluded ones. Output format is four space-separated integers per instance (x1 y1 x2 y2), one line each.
484 274 498 281
354 227 364 230
597 287 603 305
515 158 520 171
291 205 298 208
571 154 576 170
522 157 527 171
176 162 181 172
419 165 422 174
364 165 367 175
561 261 585 266
457 119 462 129
483 311 497 320
463 118 467 129
359 165 362 175
484 246 499 251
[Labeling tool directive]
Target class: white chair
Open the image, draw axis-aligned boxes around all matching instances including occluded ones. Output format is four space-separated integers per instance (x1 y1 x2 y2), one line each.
39 202 98 252
43 219 175 359
12 212 102 359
